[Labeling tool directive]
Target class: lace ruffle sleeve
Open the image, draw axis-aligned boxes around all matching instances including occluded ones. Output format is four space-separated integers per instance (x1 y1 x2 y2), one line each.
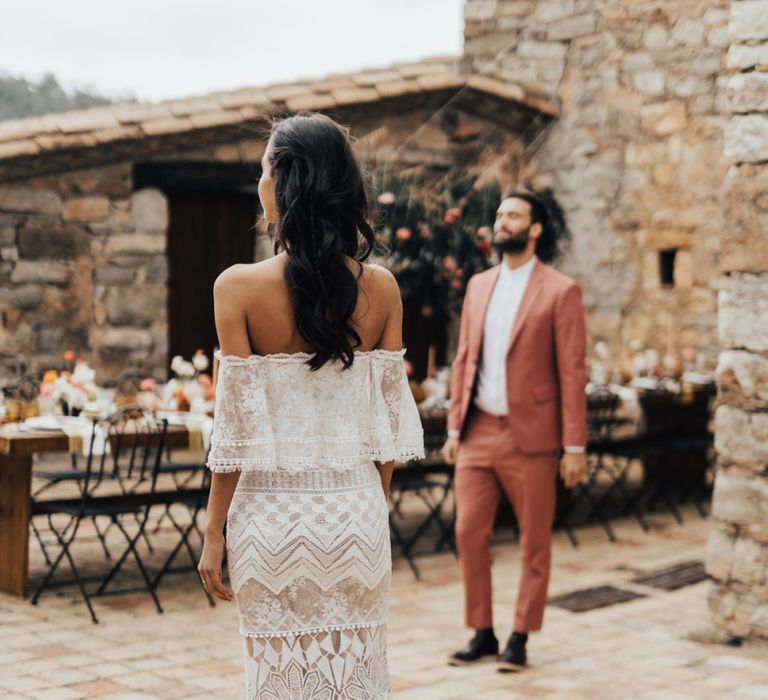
366 350 426 464
206 348 425 473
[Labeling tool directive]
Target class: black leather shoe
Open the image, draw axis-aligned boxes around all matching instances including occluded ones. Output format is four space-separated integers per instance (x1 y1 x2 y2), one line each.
448 629 499 666
497 634 527 673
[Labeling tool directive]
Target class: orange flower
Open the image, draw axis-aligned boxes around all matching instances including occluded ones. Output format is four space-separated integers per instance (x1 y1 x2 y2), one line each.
63 350 75 363
395 227 412 241
43 370 58 383
444 208 461 225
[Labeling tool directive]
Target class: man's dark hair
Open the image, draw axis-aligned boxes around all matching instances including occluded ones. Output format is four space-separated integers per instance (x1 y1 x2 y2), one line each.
501 187 570 264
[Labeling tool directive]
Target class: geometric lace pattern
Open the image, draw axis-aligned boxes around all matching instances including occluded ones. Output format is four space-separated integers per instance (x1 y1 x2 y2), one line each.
227 466 391 634
243 625 391 699
227 465 393 699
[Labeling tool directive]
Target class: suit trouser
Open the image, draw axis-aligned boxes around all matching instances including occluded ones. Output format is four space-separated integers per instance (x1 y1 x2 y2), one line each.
455 405 558 633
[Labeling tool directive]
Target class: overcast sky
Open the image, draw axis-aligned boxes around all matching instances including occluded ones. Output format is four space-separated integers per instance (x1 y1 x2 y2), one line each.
2 0 465 103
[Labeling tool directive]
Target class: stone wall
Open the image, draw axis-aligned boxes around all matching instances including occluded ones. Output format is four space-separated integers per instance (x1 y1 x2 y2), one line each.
706 0 768 641
0 164 170 380
462 0 730 364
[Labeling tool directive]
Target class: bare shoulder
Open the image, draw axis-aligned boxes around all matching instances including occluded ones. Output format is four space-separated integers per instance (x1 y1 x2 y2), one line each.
361 262 400 301
214 256 283 298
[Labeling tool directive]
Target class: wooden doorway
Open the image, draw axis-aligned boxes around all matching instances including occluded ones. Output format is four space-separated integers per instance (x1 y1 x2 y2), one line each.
167 193 257 371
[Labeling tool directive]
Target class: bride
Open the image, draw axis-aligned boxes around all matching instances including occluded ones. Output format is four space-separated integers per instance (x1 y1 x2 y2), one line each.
198 112 424 699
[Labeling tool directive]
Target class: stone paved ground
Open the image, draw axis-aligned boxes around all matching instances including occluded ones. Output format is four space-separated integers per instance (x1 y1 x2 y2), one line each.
2 503 767 699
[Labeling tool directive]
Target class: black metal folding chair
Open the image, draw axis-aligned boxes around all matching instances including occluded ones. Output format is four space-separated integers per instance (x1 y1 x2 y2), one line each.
642 434 714 521
151 461 214 606
553 392 627 546
554 457 617 547
389 456 456 580
30 407 168 623
586 437 659 533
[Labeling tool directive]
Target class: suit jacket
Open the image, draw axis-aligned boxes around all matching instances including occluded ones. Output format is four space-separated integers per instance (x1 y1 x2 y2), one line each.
447 258 587 454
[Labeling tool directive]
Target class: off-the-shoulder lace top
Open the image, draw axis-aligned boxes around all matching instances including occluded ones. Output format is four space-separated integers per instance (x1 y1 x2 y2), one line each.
206 348 425 472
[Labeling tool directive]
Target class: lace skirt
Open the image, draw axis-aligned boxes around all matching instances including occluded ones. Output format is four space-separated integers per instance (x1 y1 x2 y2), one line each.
226 463 392 699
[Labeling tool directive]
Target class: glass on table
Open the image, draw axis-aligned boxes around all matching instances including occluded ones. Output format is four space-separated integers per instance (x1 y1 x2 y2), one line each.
3 397 21 423
20 399 40 420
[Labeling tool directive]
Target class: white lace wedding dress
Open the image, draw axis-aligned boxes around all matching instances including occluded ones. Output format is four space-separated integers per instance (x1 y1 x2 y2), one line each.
206 348 425 700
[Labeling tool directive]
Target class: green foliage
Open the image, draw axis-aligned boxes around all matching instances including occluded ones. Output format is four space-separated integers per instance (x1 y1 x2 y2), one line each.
372 172 500 322
0 72 118 121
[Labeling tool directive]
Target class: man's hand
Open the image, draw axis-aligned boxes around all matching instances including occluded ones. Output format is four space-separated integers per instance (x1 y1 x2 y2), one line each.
442 436 460 465
560 452 587 488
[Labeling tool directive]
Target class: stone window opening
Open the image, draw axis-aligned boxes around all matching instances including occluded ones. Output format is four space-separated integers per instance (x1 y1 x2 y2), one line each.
659 249 677 288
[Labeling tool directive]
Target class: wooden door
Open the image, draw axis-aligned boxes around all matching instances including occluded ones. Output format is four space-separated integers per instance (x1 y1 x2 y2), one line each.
167 193 257 373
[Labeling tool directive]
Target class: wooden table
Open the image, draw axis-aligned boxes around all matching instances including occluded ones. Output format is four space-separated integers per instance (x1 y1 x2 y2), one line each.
0 423 191 597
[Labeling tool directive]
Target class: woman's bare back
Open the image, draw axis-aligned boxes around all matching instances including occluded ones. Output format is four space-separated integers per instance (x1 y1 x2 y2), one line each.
228 251 397 357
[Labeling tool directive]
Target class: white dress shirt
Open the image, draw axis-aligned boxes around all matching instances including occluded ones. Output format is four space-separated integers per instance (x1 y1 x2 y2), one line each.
447 255 584 453
474 255 536 416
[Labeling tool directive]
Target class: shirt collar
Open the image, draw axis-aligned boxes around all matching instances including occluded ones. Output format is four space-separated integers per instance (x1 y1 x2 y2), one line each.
500 255 537 279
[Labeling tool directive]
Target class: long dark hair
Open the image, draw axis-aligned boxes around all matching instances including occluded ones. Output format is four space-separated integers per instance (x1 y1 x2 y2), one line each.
267 113 376 370
502 187 570 263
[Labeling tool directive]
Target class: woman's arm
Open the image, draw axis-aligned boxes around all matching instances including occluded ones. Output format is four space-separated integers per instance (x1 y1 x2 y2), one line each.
198 266 254 602
372 267 405 498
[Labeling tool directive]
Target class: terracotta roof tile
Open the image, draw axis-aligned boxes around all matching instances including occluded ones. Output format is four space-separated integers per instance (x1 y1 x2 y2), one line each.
309 77 357 92
0 117 59 143
167 98 222 116
113 103 174 124
189 110 246 129
92 125 144 144
467 75 526 102
0 140 39 158
215 89 272 110
352 70 403 87
140 117 194 136
416 73 466 91
263 84 313 101
35 133 98 150
57 109 121 134
397 62 452 78
331 87 380 106
285 93 338 112
375 79 421 98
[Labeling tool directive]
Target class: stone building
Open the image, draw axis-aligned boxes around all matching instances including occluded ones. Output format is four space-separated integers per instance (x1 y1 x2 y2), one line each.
0 58 553 380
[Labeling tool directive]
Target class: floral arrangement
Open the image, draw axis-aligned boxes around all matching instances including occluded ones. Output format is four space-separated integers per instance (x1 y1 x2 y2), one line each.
588 340 710 391
40 350 98 415
373 174 500 323
161 350 215 412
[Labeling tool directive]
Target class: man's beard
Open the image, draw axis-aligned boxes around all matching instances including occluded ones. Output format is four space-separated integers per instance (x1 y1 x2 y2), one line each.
493 225 530 254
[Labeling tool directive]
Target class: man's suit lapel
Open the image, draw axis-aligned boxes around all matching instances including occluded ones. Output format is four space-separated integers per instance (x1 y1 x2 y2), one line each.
470 265 501 357
506 258 544 357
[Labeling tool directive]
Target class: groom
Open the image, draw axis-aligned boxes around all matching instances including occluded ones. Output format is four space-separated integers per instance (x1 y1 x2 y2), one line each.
442 189 587 672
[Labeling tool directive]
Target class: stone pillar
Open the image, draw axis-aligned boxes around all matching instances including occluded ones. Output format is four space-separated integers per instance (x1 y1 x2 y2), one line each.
706 0 768 640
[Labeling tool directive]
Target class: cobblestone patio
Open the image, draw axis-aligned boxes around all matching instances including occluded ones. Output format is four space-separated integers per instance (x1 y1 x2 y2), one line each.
2 503 767 699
